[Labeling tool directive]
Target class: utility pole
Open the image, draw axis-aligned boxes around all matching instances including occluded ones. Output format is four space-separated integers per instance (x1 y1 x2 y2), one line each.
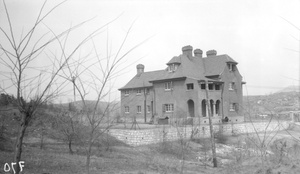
281 17 300 110
144 87 147 123
205 81 217 167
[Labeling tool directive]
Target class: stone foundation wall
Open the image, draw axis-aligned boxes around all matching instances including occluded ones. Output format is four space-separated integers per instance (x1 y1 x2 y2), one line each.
108 121 290 146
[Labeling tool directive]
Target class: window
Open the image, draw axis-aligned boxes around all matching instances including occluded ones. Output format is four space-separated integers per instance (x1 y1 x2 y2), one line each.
229 103 239 111
164 104 174 112
228 63 235 72
146 88 150 94
124 90 130 96
208 84 213 90
215 84 220 90
168 64 178 72
136 89 142 95
137 106 141 113
229 82 235 90
200 83 206 89
186 83 194 90
147 105 151 113
165 82 172 90
125 106 129 113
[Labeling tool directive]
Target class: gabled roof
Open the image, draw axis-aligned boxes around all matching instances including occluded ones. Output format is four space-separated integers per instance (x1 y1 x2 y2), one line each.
119 70 165 90
167 56 181 65
150 54 208 82
120 49 239 90
202 54 237 77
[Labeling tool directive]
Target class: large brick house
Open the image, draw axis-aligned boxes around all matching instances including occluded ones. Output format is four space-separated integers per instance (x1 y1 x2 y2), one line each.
119 45 245 124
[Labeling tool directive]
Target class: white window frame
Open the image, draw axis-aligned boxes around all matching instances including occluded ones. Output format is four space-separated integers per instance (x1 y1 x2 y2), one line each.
168 64 178 72
147 105 151 113
228 63 233 71
165 104 174 112
137 105 141 113
136 89 142 95
125 106 129 113
124 90 130 96
229 103 237 111
229 82 235 90
165 82 172 91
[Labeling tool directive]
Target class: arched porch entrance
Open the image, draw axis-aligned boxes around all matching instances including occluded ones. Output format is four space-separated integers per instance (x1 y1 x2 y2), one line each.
187 99 195 117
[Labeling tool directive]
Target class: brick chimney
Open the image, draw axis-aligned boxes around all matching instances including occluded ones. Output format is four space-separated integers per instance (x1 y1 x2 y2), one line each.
182 45 193 59
206 50 217 57
136 64 144 75
194 49 203 58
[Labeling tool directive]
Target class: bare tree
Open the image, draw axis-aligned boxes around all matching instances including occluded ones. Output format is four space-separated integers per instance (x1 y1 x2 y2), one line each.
204 81 218 167
58 23 148 173
52 105 83 154
0 1 98 173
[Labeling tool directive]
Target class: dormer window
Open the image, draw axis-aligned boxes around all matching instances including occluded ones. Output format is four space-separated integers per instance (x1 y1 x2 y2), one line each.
228 63 236 72
168 64 179 72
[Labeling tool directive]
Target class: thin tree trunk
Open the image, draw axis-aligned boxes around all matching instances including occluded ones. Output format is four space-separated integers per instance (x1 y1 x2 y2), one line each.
69 139 73 154
14 114 28 174
205 81 218 167
40 131 44 149
86 130 94 174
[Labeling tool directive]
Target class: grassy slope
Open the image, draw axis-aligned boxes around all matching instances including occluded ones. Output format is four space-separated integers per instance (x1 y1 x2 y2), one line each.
1 126 300 174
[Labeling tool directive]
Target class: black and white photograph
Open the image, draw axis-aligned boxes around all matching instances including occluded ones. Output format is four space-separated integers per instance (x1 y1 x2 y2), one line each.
1 0 300 173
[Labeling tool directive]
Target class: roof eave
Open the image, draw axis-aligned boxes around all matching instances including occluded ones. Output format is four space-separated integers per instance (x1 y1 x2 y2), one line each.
149 77 186 83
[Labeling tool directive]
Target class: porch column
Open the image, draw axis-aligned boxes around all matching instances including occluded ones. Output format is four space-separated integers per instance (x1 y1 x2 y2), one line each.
206 101 209 117
213 104 216 117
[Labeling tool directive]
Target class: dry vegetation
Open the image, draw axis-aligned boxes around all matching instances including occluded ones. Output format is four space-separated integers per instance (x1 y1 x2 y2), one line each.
1 123 300 174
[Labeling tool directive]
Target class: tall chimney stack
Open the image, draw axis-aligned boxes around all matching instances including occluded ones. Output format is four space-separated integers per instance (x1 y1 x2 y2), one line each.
206 50 217 57
136 64 145 75
194 49 203 58
182 45 193 59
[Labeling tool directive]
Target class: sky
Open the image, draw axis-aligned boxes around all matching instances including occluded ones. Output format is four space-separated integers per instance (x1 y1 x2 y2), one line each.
1 0 300 103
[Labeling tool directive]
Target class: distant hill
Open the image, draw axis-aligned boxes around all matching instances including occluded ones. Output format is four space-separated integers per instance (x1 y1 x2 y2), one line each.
54 100 121 113
243 90 299 118
276 85 300 93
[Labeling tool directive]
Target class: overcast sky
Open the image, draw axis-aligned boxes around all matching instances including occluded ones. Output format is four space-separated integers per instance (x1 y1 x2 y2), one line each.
1 0 300 102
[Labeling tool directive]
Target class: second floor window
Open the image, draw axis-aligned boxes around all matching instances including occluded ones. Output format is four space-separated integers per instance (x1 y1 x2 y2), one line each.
136 89 142 95
200 83 206 89
229 82 235 90
124 90 130 96
125 106 129 113
186 83 194 90
137 106 141 113
165 82 172 90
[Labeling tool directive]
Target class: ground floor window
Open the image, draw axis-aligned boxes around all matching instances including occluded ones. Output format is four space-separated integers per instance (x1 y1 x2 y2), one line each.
229 103 238 111
137 105 141 113
147 105 151 113
164 104 174 112
125 106 129 113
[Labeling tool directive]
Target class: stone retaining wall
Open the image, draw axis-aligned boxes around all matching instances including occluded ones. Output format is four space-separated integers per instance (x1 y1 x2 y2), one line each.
108 121 290 146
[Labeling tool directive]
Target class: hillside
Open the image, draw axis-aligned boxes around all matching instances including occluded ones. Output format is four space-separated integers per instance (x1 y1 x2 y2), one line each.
243 90 299 119
276 85 300 93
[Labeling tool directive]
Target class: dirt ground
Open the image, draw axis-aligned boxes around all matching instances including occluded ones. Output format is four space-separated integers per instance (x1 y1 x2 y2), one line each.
1 125 300 174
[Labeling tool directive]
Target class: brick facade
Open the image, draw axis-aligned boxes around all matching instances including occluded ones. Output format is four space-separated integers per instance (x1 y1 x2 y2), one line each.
119 45 245 124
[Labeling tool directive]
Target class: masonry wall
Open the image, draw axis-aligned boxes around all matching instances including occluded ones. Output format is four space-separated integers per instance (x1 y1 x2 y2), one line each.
120 87 154 122
221 64 244 118
108 121 290 146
